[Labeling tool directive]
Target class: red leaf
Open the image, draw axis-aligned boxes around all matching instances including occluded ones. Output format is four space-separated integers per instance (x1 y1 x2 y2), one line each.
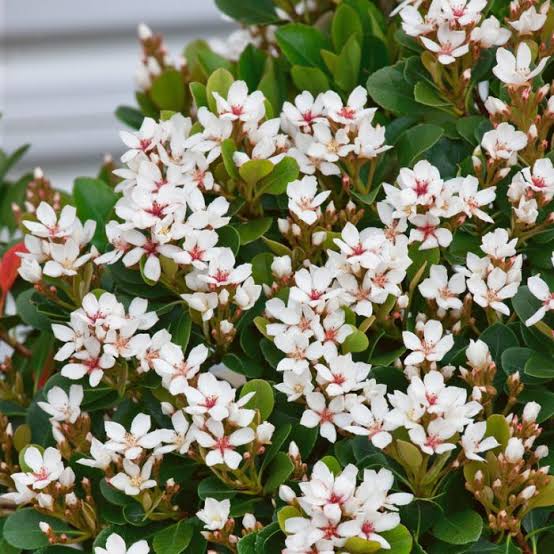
0 242 27 294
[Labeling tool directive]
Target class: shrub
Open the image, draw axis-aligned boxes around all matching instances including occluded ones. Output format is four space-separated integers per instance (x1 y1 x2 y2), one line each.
1 1 554 552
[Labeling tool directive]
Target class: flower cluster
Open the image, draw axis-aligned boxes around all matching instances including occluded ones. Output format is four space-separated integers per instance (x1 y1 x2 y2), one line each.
279 462 413 553
2 0 554 552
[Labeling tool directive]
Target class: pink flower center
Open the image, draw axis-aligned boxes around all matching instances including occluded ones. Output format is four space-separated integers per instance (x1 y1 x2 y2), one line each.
338 106 356 120
33 467 49 481
413 179 429 197
215 436 232 454
204 395 219 409
361 521 375 536
213 269 230 283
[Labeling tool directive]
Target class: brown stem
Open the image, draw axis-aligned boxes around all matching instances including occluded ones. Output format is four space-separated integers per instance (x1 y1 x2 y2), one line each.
0 329 32 358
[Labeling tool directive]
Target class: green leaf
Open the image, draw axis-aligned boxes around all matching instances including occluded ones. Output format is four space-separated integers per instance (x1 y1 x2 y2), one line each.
257 156 299 196
396 124 444 167
261 424 292 472
0 144 29 182
480 324 519 369
335 35 361 92
214 0 278 25
486 414 510 449
3 509 73 549
414 81 453 110
239 379 275 420
331 3 362 52
197 476 237 500
221 139 239 179
342 327 369 353
527 476 554 510
275 23 330 71
189 82 207 109
263 451 294 493
291 66 330 96
381 525 413 554
432 510 483 545
115 106 144 130
512 285 543 325
168 311 192 351
100 478 136 506
239 159 274 187
367 63 421 116
343 537 382 553
217 225 241 255
206 68 234 113
15 289 52 330
278 506 303 532
153 520 194 554
73 177 118 248
150 69 185 112
238 44 267 91
252 252 274 285
456 116 488 146
237 531 257 554
233 217 272 245
321 455 342 475
396 439 423 472
525 352 554 378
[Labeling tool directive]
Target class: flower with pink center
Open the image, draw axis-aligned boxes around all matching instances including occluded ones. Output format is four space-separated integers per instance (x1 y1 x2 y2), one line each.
402 320 454 366
194 419 255 469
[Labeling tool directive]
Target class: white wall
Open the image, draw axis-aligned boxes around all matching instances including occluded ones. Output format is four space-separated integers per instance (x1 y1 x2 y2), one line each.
0 0 234 188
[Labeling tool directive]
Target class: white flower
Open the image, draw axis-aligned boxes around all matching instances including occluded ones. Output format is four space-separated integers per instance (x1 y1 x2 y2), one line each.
493 43 549 86
95 533 150 554
197 498 231 531
461 421 499 461
421 25 469 65
199 248 252 287
468 267 519 315
440 0 487 26
43 239 94 277
517 158 554 200
105 413 167 459
60 336 115 387
481 122 528 162
408 214 452 249
23 202 78 239
13 447 64 490
323 86 374 126
298 461 358 521
466 339 492 370
403 320 454 365
234 277 262 310
346 396 394 449
183 372 235 421
451 175 496 223
154 343 209 395
37 385 83 423
333 223 384 269
155 410 193 455
195 419 255 469
18 257 42 283
120 117 161 163
514 197 539 225
300 393 352 443
212 80 265 122
525 274 554 326
400 6 434 37
419 265 466 310
471 16 511 47
409 419 457 455
110 457 156 496
274 369 314 401
509 3 549 35
289 266 339 307
287 175 331 225
282 91 326 130
78 437 118 470
354 117 391 159
308 123 353 163
275 332 323 374
338 510 400 549
480 228 517 259
181 292 219 322
315 354 370 396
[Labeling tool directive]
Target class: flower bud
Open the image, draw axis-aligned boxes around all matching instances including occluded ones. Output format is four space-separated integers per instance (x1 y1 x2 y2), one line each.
536 445 549 459
256 422 275 444
523 401 541 423
279 485 296 503
288 441 300 458
505 437 525 462
520 485 536 500
312 231 326 246
242 513 256 531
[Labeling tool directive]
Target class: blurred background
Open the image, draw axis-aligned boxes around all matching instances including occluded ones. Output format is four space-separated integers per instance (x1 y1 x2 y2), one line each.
0 0 234 188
